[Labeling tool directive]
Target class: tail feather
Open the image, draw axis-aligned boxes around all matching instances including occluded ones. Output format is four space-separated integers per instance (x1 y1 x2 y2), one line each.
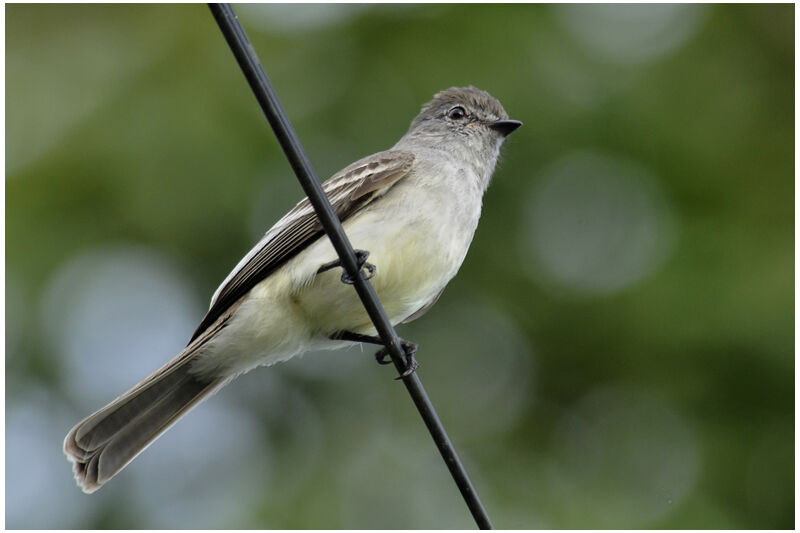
64 356 224 493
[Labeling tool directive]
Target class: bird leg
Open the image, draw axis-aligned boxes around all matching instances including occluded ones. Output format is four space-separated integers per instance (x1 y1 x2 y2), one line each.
317 249 376 285
330 330 419 378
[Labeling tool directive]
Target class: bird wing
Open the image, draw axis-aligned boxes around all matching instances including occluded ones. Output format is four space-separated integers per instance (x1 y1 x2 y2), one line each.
189 150 416 342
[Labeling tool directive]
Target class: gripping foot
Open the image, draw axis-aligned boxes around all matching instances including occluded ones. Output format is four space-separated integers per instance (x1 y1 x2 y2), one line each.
318 249 376 284
376 340 419 379
330 330 420 379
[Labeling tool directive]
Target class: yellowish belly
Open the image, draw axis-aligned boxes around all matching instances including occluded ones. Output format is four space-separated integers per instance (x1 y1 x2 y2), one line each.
293 223 457 336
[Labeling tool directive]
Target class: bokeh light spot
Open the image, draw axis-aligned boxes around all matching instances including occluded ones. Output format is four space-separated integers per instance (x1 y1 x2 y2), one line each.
6 388 97 528
521 151 676 294
554 4 708 65
404 296 534 443
40 245 203 408
548 385 699 527
126 398 267 529
239 4 370 34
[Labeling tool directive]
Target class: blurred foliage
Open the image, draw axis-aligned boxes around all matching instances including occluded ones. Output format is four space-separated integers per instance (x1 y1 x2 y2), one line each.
5 4 793 529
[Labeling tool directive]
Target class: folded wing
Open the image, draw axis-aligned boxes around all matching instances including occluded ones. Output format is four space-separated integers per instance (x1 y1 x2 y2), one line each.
189 150 415 342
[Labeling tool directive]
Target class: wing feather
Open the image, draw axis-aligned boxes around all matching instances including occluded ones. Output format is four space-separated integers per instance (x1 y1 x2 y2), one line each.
189 150 415 342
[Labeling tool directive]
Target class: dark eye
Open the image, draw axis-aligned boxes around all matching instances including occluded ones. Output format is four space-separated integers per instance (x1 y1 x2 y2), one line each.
447 106 467 120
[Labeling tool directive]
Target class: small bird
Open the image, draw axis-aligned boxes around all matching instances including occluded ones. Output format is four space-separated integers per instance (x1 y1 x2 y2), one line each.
64 86 521 493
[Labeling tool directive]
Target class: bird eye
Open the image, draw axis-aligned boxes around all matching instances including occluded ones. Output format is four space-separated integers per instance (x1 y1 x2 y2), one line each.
447 106 467 120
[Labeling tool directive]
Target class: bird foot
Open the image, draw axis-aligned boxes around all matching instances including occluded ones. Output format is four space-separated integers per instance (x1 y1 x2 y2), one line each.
375 340 419 379
317 249 376 284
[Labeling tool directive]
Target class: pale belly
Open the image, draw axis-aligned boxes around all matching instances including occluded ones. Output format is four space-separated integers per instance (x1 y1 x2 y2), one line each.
190 173 482 378
291 201 472 337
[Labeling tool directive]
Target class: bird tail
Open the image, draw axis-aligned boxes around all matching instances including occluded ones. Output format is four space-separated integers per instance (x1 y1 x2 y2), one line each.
63 348 226 493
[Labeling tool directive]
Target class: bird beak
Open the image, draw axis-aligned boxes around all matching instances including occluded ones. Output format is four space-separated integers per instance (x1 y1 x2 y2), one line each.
488 119 523 136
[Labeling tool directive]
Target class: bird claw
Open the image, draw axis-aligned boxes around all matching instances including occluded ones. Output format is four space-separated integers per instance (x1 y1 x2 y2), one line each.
375 340 419 379
318 249 376 285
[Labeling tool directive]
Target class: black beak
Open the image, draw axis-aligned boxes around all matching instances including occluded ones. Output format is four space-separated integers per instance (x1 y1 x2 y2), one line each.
488 119 523 136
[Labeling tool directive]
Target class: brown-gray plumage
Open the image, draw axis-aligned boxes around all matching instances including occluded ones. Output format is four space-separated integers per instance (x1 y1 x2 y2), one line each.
64 151 414 493
191 150 415 341
410 86 510 132
63 317 231 493
63 86 520 493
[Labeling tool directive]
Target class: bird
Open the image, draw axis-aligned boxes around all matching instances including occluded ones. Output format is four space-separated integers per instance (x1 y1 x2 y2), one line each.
63 86 522 493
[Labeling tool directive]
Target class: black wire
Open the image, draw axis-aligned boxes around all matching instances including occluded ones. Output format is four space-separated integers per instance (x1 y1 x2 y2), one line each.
207 4 493 529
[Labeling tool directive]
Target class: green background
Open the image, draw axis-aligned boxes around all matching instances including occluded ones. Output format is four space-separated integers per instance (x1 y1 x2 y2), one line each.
6 4 794 529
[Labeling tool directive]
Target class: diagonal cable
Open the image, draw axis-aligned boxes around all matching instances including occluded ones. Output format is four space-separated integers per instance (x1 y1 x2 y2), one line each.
207 3 493 529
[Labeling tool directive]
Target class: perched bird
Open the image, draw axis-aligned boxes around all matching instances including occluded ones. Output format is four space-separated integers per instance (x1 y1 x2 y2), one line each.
64 86 521 493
